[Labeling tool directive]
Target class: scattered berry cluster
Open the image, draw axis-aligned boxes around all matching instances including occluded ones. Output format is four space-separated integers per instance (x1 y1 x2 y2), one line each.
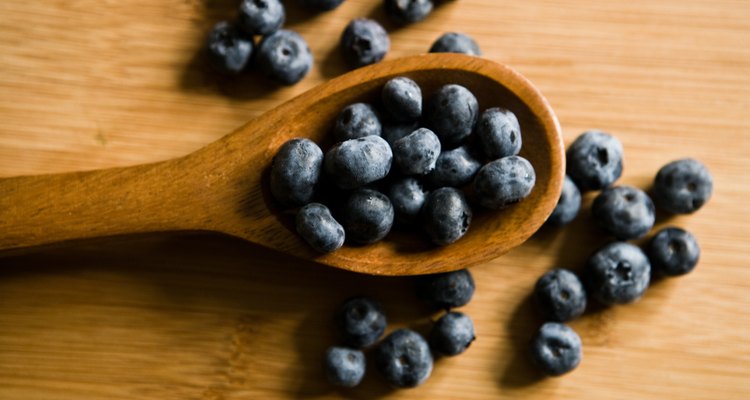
325 269 476 388
528 130 713 376
271 78 536 252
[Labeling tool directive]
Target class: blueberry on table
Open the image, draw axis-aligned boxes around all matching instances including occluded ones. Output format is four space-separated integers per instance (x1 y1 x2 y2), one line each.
416 268 475 309
381 120 419 146
324 135 392 189
534 269 587 322
529 322 582 377
382 77 422 122
426 145 482 188
334 296 387 348
386 177 427 225
334 103 382 141
566 130 623 192
592 185 655 240
473 155 536 210
477 107 522 160
296 203 345 253
423 84 478 149
324 346 366 387
546 175 581 226
238 0 285 36
429 311 475 356
340 188 395 244
653 158 713 214
384 0 434 24
585 241 651 305
205 21 254 75
340 18 390 68
374 329 433 388
256 30 313 85
429 32 482 56
392 128 441 175
299 0 346 11
270 138 323 207
647 227 700 276
421 187 472 245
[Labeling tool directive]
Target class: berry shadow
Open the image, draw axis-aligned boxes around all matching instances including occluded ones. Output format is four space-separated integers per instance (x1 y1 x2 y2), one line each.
497 293 547 389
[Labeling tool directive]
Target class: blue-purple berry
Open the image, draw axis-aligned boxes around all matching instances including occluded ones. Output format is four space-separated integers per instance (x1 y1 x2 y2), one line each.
334 296 387 348
529 322 582 377
340 18 390 68
592 185 655 240
653 158 713 214
534 269 587 322
256 30 313 85
374 329 433 388
647 227 700 276
384 0 434 24
477 107 522 160
205 21 254 75
473 155 536 210
387 177 427 225
426 145 482 188
429 311 475 356
424 84 479 148
547 175 581 226
416 268 475 309
324 136 392 189
381 120 419 146
238 0 285 36
334 103 382 141
296 203 345 253
422 187 472 245
429 32 482 56
324 346 366 387
270 138 323 207
585 242 651 305
392 128 441 175
566 130 623 192
340 188 394 244
382 77 422 122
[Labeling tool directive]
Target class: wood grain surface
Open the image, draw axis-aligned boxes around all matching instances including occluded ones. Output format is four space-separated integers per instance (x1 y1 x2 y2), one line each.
0 0 748 399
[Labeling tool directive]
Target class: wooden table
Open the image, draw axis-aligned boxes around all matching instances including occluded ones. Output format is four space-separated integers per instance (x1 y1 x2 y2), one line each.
1 1 748 398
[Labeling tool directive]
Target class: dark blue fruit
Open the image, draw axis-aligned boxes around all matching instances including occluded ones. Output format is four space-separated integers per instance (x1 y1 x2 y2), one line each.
256 30 313 85
546 175 581 226
421 187 472 245
477 107 521 160
653 158 713 214
324 346 366 387
585 241 651 305
534 269 587 322
334 296 387 348
382 77 422 122
529 322 582 377
270 138 323 207
387 177 427 225
334 103 382 141
473 155 536 210
299 0 346 11
647 227 700 276
324 135 392 189
423 84 478 148
429 311 475 356
384 0 434 24
429 32 482 56
340 188 394 244
592 185 655 240
392 128 441 175
239 0 285 35
381 120 419 146
416 268 475 309
566 130 623 192
426 145 482 188
205 21 254 75
374 329 433 388
296 203 345 253
340 18 390 67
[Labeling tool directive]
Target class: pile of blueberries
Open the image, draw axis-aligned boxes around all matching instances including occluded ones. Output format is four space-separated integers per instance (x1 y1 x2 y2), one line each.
528 130 713 376
204 0 482 84
325 269 476 388
271 77 536 252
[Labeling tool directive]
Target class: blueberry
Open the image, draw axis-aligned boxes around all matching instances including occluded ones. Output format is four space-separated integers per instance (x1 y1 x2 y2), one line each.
324 136 392 189
384 0 434 24
647 227 700 277
340 188 394 244
381 120 419 146
334 103 382 141
422 187 472 245
585 242 651 305
386 177 427 225
205 21 254 75
334 296 387 348
426 145 482 188
270 138 323 207
534 269 587 322
296 203 345 253
592 185 655 240
340 18 390 68
653 158 713 214
382 77 422 122
374 329 433 388
473 155 536 210
429 32 482 56
566 130 624 191
416 268 475 309
324 346 365 387
392 128 441 175
429 311 475 356
477 107 522 160
299 0 346 11
546 175 581 226
256 30 313 85
529 322 582 377
424 84 479 148
238 0 285 36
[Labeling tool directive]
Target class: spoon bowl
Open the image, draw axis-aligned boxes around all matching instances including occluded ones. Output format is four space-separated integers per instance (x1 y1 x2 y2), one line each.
0 54 564 276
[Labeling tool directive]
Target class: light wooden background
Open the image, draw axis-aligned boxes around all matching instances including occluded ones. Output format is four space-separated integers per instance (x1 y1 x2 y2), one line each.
1 1 749 399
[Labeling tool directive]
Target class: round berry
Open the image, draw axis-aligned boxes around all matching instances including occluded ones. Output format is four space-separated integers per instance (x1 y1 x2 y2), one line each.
477 107 522 160
546 175 581 226
374 329 433 388
296 203 345 253
270 138 323 207
416 268 475 309
382 77 422 122
340 188 394 244
422 187 472 245
566 130 624 192
392 128 441 175
529 322 582 376
534 269 587 322
238 0 285 35
423 84 478 148
653 158 713 214
585 242 651 305
205 21 254 75
340 18 390 68
647 227 700 276
592 185 655 240
426 145 482 188
429 32 482 56
324 346 365 387
429 311 475 356
386 177 427 226
381 120 419 146
324 136 392 190
384 0 434 24
473 155 536 210
333 103 382 141
334 296 387 348
256 30 313 85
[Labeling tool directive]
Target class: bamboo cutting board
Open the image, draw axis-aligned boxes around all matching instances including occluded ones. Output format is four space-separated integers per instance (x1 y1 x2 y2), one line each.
0 1 748 399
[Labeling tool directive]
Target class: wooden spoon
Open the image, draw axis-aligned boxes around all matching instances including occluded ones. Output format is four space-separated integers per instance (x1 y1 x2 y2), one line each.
0 53 564 276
